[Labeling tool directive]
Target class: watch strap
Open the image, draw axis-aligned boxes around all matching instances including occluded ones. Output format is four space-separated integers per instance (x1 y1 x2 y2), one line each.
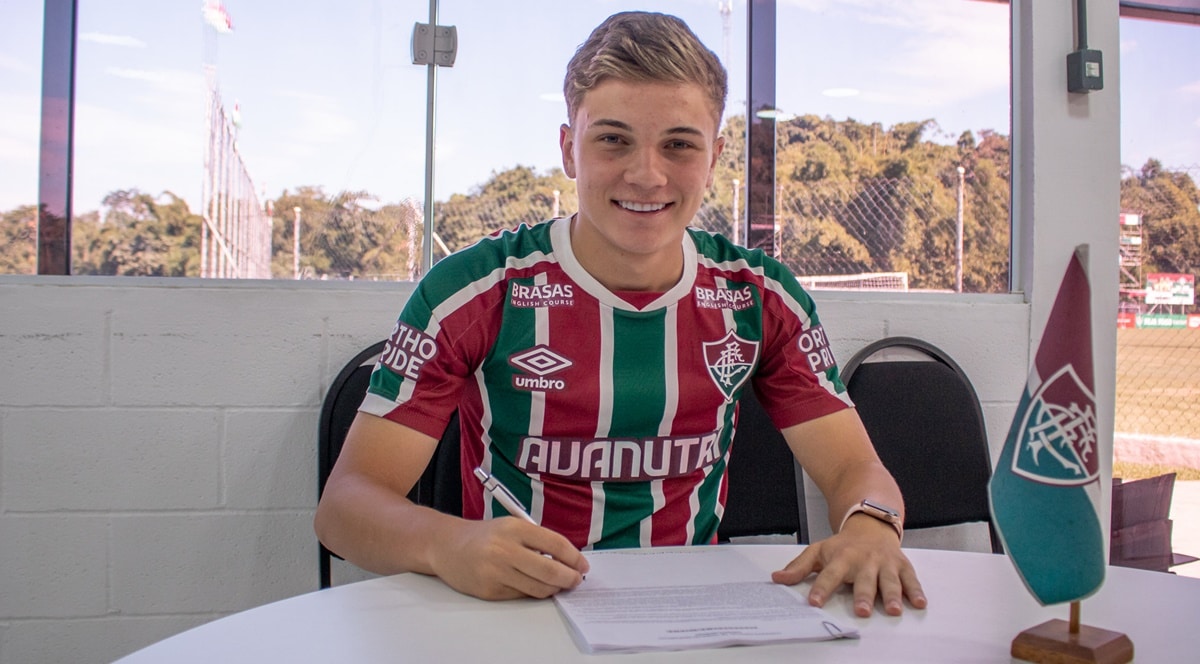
839 500 904 542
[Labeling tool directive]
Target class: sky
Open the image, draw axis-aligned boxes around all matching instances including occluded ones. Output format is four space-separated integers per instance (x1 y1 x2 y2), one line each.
0 0 1197 214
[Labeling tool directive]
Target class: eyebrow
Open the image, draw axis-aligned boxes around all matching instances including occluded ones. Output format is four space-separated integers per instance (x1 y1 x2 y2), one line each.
589 118 706 138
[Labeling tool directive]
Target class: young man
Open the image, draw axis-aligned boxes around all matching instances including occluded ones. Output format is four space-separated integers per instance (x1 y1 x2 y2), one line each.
315 11 926 618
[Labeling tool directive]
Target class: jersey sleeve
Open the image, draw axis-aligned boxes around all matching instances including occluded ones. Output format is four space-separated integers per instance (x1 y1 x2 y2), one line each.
751 270 854 431
358 261 502 439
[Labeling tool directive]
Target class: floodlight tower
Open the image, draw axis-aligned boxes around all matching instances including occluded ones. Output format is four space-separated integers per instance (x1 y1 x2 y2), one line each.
719 1 733 68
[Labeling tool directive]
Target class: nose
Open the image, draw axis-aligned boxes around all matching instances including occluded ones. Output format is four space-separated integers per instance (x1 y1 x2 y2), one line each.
624 147 668 189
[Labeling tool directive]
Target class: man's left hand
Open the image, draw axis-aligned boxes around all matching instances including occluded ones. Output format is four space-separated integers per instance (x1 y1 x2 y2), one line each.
770 516 927 617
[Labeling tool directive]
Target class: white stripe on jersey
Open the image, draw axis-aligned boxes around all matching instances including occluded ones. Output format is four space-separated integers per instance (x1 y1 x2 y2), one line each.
529 271 549 524
642 483 665 547
587 302 616 547
658 302 681 434
475 368 497 521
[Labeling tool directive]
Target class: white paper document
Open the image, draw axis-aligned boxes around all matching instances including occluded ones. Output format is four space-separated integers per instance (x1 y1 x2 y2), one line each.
553 547 859 653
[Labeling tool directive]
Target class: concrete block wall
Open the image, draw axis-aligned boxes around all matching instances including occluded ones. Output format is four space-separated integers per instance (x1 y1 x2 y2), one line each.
0 276 414 663
0 276 1028 663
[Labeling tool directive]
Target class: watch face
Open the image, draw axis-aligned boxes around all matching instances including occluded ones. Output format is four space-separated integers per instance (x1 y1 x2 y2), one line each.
862 500 900 521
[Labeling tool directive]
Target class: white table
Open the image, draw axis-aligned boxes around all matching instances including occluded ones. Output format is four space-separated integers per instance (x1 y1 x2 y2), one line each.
116 546 1200 663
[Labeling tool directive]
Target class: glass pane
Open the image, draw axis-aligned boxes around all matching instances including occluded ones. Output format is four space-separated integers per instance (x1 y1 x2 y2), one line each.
1114 16 1199 583
0 0 44 275
70 0 427 278
432 0 747 262
775 0 1011 293
1115 16 1200 443
1117 16 1200 321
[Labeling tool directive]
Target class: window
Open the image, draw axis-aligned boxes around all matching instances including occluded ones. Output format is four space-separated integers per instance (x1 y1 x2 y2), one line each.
1115 14 1200 441
69 0 428 278
0 0 44 275
772 0 1012 293
4 0 1023 288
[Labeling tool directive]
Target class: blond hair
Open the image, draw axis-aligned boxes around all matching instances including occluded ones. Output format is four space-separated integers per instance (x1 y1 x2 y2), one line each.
563 12 727 125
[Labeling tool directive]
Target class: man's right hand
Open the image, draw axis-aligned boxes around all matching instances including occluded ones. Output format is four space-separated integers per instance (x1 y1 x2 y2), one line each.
315 413 588 600
429 516 589 599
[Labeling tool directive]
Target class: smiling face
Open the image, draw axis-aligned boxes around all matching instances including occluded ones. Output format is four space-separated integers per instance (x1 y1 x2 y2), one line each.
559 79 724 292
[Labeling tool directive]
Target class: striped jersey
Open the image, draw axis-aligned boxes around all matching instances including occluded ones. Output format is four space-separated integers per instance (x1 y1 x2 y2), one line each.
360 217 852 550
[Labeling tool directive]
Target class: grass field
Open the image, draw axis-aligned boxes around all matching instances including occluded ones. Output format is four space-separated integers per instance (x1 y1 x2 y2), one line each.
1116 328 1200 440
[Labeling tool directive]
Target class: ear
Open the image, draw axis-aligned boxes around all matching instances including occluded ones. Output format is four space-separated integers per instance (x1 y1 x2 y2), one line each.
559 123 577 179
706 136 726 188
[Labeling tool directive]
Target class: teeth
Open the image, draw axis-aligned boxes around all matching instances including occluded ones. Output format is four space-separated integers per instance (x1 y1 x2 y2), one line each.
618 201 666 212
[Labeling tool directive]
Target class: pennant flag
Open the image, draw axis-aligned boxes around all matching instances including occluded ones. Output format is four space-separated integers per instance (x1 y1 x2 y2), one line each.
989 245 1106 605
202 1 234 34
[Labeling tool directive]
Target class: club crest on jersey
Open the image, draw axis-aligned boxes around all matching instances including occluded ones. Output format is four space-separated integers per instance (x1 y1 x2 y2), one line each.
1012 364 1099 486
509 345 573 392
703 331 759 401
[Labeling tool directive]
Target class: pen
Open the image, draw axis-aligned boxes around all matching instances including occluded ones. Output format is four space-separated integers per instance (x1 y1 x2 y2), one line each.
473 467 537 524
474 467 586 577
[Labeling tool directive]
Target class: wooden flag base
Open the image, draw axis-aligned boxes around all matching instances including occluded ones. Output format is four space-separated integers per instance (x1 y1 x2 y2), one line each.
1011 619 1133 664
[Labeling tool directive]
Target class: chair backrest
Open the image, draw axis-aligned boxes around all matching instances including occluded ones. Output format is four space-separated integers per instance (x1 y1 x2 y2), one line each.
317 341 462 589
842 336 1002 553
1110 473 1198 572
718 385 808 544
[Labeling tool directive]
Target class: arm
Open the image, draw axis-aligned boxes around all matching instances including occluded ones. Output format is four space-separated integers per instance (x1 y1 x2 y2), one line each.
769 408 927 617
313 412 588 599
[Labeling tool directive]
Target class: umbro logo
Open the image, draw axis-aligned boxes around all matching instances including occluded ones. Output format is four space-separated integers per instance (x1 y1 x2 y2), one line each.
509 345 572 391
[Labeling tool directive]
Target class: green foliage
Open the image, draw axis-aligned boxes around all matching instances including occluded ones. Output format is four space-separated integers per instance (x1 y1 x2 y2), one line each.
72 190 202 276
270 187 420 279
761 115 1013 292
435 166 577 254
0 205 38 274
1122 160 1200 287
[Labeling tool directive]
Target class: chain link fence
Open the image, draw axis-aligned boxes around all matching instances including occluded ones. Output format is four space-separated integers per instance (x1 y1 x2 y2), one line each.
1116 328 1200 440
690 174 1007 292
1114 164 1200 446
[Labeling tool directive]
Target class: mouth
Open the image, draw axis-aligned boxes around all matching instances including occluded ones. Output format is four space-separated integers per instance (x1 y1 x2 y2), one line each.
616 200 670 213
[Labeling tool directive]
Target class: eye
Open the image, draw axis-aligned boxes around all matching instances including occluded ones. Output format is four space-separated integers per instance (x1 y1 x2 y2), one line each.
666 139 697 150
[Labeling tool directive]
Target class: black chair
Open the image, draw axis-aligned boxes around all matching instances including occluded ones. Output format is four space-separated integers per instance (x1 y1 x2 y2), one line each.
718 385 808 544
842 336 1003 553
317 341 462 589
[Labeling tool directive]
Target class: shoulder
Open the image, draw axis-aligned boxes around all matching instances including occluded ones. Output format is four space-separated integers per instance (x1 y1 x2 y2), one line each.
419 221 558 289
402 220 561 325
687 227 815 311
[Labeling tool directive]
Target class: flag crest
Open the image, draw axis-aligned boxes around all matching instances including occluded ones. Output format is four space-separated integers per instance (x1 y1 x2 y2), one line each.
989 246 1106 605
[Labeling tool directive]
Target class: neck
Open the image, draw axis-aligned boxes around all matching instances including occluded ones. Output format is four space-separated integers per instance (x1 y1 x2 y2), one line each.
568 217 684 292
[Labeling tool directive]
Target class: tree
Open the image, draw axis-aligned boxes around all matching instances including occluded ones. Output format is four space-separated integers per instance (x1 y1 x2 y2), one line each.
435 166 577 254
1122 160 1200 291
0 206 37 274
72 189 201 276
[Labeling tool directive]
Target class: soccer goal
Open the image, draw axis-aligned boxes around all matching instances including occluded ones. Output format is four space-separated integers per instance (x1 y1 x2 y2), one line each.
797 272 910 292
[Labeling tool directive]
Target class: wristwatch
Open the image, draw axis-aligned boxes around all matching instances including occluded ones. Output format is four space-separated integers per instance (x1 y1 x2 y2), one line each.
839 499 904 542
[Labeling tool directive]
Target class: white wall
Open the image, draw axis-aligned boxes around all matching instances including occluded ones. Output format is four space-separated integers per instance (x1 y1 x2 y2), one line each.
0 278 1027 662
0 1 1122 661
0 277 413 663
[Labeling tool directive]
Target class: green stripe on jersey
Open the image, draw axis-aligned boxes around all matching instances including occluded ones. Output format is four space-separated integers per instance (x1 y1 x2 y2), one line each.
483 279 537 449
610 307 669 437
